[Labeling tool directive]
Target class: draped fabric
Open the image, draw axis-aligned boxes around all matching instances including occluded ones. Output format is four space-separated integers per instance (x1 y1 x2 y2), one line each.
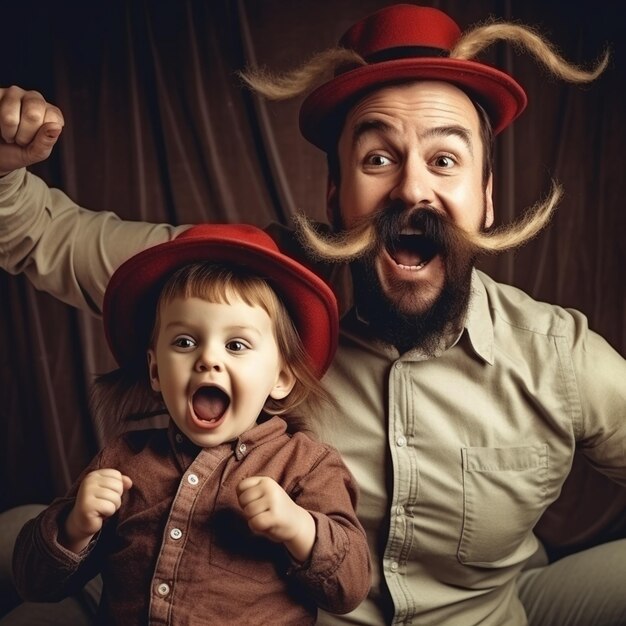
1 0 625 556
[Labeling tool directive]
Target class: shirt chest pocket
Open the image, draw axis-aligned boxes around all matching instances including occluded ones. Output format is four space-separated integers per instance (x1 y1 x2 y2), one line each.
457 443 549 568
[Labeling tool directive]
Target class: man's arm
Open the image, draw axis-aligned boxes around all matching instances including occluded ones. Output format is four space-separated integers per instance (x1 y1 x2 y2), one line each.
569 311 626 483
0 86 63 176
0 86 188 314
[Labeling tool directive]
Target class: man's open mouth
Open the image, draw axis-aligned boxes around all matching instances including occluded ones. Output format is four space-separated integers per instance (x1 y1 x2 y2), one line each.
191 386 230 427
387 231 440 270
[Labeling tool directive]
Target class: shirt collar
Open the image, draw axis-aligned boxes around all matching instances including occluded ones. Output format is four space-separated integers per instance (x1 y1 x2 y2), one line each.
234 415 289 460
462 269 494 365
167 415 289 467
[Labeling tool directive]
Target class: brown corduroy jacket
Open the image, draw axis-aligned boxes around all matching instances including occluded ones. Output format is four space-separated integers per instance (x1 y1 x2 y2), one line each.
13 416 371 625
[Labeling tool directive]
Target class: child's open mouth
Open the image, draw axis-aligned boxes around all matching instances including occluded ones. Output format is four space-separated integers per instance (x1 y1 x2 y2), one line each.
191 386 230 429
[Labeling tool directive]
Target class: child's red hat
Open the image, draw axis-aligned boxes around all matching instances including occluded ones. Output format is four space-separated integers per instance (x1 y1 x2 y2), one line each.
103 224 338 378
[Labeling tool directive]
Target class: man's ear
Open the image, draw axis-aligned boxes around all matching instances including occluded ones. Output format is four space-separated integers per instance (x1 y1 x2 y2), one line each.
269 368 296 401
147 350 161 392
326 178 340 227
484 173 494 229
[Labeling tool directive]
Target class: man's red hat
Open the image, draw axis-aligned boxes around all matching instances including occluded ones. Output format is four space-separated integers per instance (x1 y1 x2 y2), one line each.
299 3 527 150
103 224 338 378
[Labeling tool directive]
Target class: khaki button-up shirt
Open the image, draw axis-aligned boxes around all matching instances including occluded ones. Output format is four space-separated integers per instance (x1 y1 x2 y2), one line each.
317 271 626 625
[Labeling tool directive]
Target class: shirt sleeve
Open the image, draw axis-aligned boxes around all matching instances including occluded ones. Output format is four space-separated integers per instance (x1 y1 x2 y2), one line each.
12 451 110 601
287 446 371 615
0 168 188 315
565 308 626 483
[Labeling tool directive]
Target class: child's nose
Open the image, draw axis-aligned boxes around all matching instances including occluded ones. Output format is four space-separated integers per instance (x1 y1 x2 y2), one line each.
194 349 223 373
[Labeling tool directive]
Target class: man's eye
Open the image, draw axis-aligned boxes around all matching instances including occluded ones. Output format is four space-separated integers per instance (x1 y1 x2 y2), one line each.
433 155 456 168
173 336 196 349
226 340 248 352
365 153 392 167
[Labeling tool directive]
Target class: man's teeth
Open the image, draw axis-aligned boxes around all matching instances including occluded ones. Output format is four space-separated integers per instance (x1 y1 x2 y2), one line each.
396 259 428 270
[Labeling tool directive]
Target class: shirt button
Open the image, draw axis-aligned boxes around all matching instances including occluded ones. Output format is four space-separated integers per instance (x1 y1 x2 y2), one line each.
238 443 247 454
396 436 407 447
390 561 399 572
396 505 404 516
156 582 170 597
175 433 184 444
187 473 199 485
395 362 403 370
170 528 183 540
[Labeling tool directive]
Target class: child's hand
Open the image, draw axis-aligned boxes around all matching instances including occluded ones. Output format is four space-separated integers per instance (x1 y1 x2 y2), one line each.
61 469 132 554
237 476 316 562
0 86 64 176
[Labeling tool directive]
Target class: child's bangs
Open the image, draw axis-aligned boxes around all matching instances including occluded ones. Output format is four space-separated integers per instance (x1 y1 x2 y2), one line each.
158 263 281 318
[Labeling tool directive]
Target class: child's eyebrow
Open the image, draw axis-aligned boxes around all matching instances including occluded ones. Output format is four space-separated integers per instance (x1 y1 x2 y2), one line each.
225 325 263 337
163 321 264 337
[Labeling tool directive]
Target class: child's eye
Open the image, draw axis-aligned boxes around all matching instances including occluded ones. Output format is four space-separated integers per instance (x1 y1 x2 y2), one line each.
226 340 248 352
173 336 196 350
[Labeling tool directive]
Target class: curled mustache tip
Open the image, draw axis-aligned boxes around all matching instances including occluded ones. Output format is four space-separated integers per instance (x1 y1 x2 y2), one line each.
469 182 563 253
294 212 376 262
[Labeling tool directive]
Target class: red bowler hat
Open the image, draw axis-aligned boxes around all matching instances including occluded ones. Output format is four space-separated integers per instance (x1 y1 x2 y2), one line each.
103 224 339 378
300 3 527 150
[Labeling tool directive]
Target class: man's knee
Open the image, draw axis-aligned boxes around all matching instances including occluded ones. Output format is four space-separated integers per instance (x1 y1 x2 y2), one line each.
0 505 47 615
518 539 626 626
0 505 101 625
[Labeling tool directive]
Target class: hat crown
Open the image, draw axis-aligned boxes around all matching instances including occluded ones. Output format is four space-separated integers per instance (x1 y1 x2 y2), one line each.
340 4 461 59
177 223 279 253
299 3 527 148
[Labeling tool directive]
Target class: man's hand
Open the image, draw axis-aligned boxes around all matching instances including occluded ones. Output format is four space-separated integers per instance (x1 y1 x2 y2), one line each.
60 469 132 554
237 476 316 563
0 86 64 175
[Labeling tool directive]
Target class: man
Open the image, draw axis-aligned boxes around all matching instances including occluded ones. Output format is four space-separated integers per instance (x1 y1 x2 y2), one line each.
1 4 625 625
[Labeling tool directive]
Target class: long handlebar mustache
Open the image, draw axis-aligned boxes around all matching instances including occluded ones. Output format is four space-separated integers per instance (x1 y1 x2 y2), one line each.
294 182 562 263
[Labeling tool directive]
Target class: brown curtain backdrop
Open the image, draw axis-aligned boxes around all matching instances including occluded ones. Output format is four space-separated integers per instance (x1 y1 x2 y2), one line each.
1 0 625 554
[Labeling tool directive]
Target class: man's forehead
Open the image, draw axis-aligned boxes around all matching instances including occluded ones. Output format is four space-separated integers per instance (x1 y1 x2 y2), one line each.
342 80 481 135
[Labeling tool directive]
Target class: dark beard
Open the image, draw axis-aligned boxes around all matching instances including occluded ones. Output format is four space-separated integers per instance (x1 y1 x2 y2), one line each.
351 205 477 355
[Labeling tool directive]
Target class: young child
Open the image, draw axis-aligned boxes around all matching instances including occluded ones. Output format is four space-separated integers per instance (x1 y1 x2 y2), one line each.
12 224 371 625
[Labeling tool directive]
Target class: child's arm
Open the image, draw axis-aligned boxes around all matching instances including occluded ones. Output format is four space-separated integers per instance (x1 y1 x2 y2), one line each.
60 469 133 553
13 451 132 602
237 476 316 562
237 446 372 615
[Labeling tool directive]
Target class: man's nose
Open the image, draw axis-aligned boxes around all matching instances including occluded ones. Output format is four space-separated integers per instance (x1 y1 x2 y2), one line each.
388 157 433 207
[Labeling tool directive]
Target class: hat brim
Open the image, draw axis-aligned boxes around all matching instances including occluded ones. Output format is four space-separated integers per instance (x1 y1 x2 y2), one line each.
103 232 338 378
300 57 527 150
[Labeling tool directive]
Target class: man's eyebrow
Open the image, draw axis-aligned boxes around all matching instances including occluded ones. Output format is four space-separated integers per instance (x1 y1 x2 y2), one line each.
351 119 395 147
421 125 473 152
350 120 474 153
